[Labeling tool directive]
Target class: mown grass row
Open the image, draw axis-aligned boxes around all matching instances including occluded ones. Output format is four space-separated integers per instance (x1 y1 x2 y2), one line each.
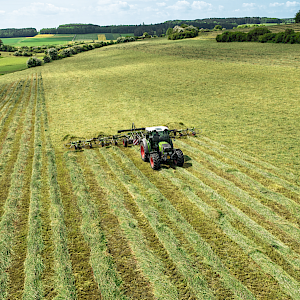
0 81 19 114
187 137 300 214
64 151 126 300
0 75 36 299
102 146 260 299
22 79 44 298
127 145 290 299
177 140 300 244
83 149 177 300
199 136 299 185
0 77 33 217
158 160 300 299
39 75 76 299
0 80 23 134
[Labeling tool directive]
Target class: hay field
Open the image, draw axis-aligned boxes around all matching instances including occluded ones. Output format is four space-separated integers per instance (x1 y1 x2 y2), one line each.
0 37 300 299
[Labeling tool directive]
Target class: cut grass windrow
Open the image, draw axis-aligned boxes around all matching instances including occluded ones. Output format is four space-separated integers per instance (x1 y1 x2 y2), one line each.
0 82 15 111
160 166 300 299
128 146 288 299
0 79 30 179
83 149 177 300
64 151 126 300
0 80 24 137
188 137 300 208
0 76 35 299
103 147 254 300
0 81 19 116
0 78 32 218
23 82 44 299
177 140 300 243
39 76 76 299
200 136 299 184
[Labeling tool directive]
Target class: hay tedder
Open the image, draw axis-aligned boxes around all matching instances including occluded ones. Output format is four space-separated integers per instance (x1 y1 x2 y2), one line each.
64 123 197 169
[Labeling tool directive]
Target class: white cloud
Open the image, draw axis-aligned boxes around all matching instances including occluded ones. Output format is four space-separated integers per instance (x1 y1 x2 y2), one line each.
269 2 284 6
286 1 300 6
11 2 73 16
191 1 213 10
0 10 5 14
157 2 166 7
96 0 133 13
167 1 191 11
242 3 256 8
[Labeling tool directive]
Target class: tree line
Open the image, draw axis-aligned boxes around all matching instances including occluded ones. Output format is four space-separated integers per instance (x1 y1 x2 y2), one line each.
0 28 37 38
40 17 292 37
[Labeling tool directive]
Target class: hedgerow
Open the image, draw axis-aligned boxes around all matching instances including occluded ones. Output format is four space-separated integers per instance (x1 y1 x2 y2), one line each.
216 27 300 44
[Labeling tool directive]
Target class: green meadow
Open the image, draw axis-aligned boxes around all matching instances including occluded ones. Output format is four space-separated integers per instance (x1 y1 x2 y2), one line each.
1 35 300 299
4 37 299 173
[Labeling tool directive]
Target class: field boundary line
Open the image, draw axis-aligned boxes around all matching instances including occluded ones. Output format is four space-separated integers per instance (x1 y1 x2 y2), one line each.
64 151 126 300
0 76 35 299
84 149 178 300
39 75 76 299
161 167 300 299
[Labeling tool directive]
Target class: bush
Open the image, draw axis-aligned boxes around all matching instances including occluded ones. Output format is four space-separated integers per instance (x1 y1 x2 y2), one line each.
43 55 51 63
259 33 276 43
27 57 42 68
48 48 58 60
247 26 271 41
214 25 222 31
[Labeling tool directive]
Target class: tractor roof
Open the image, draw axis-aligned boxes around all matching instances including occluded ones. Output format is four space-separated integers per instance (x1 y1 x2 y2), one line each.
145 126 169 132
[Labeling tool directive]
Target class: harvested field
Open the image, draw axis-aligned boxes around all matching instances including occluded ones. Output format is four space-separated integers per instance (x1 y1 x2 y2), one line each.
0 36 300 298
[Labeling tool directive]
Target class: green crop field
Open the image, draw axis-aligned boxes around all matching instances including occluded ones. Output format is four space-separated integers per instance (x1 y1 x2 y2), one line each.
0 36 300 299
1 34 74 47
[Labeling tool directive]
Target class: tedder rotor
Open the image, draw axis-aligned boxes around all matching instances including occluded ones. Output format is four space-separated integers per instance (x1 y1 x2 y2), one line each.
64 123 198 170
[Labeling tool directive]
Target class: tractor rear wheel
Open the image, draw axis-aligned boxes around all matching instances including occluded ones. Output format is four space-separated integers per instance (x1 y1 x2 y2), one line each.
150 153 160 170
140 144 149 162
174 149 184 167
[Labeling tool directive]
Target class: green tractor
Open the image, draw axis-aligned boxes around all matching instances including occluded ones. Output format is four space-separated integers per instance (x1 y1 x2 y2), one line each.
140 126 184 170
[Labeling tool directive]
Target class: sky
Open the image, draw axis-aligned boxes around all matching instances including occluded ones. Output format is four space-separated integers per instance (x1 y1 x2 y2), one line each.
0 0 300 30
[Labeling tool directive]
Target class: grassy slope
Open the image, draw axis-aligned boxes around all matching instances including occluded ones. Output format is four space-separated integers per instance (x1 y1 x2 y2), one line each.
1 36 300 298
16 37 299 174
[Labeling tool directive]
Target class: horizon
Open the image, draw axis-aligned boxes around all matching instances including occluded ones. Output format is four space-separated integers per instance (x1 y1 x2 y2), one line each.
1 1 299 31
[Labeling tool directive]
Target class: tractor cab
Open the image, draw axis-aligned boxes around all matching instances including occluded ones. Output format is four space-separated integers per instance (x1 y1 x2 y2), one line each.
145 126 173 149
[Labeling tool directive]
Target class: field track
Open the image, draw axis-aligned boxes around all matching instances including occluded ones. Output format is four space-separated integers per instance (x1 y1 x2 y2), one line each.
0 74 300 299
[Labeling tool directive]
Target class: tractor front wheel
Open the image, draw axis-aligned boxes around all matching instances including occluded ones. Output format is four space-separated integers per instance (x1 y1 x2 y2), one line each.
174 149 184 167
150 153 160 170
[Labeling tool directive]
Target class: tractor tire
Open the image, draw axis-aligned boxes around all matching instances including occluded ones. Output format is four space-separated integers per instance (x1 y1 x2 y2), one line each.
123 138 128 147
140 143 149 162
174 149 184 167
150 153 160 170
